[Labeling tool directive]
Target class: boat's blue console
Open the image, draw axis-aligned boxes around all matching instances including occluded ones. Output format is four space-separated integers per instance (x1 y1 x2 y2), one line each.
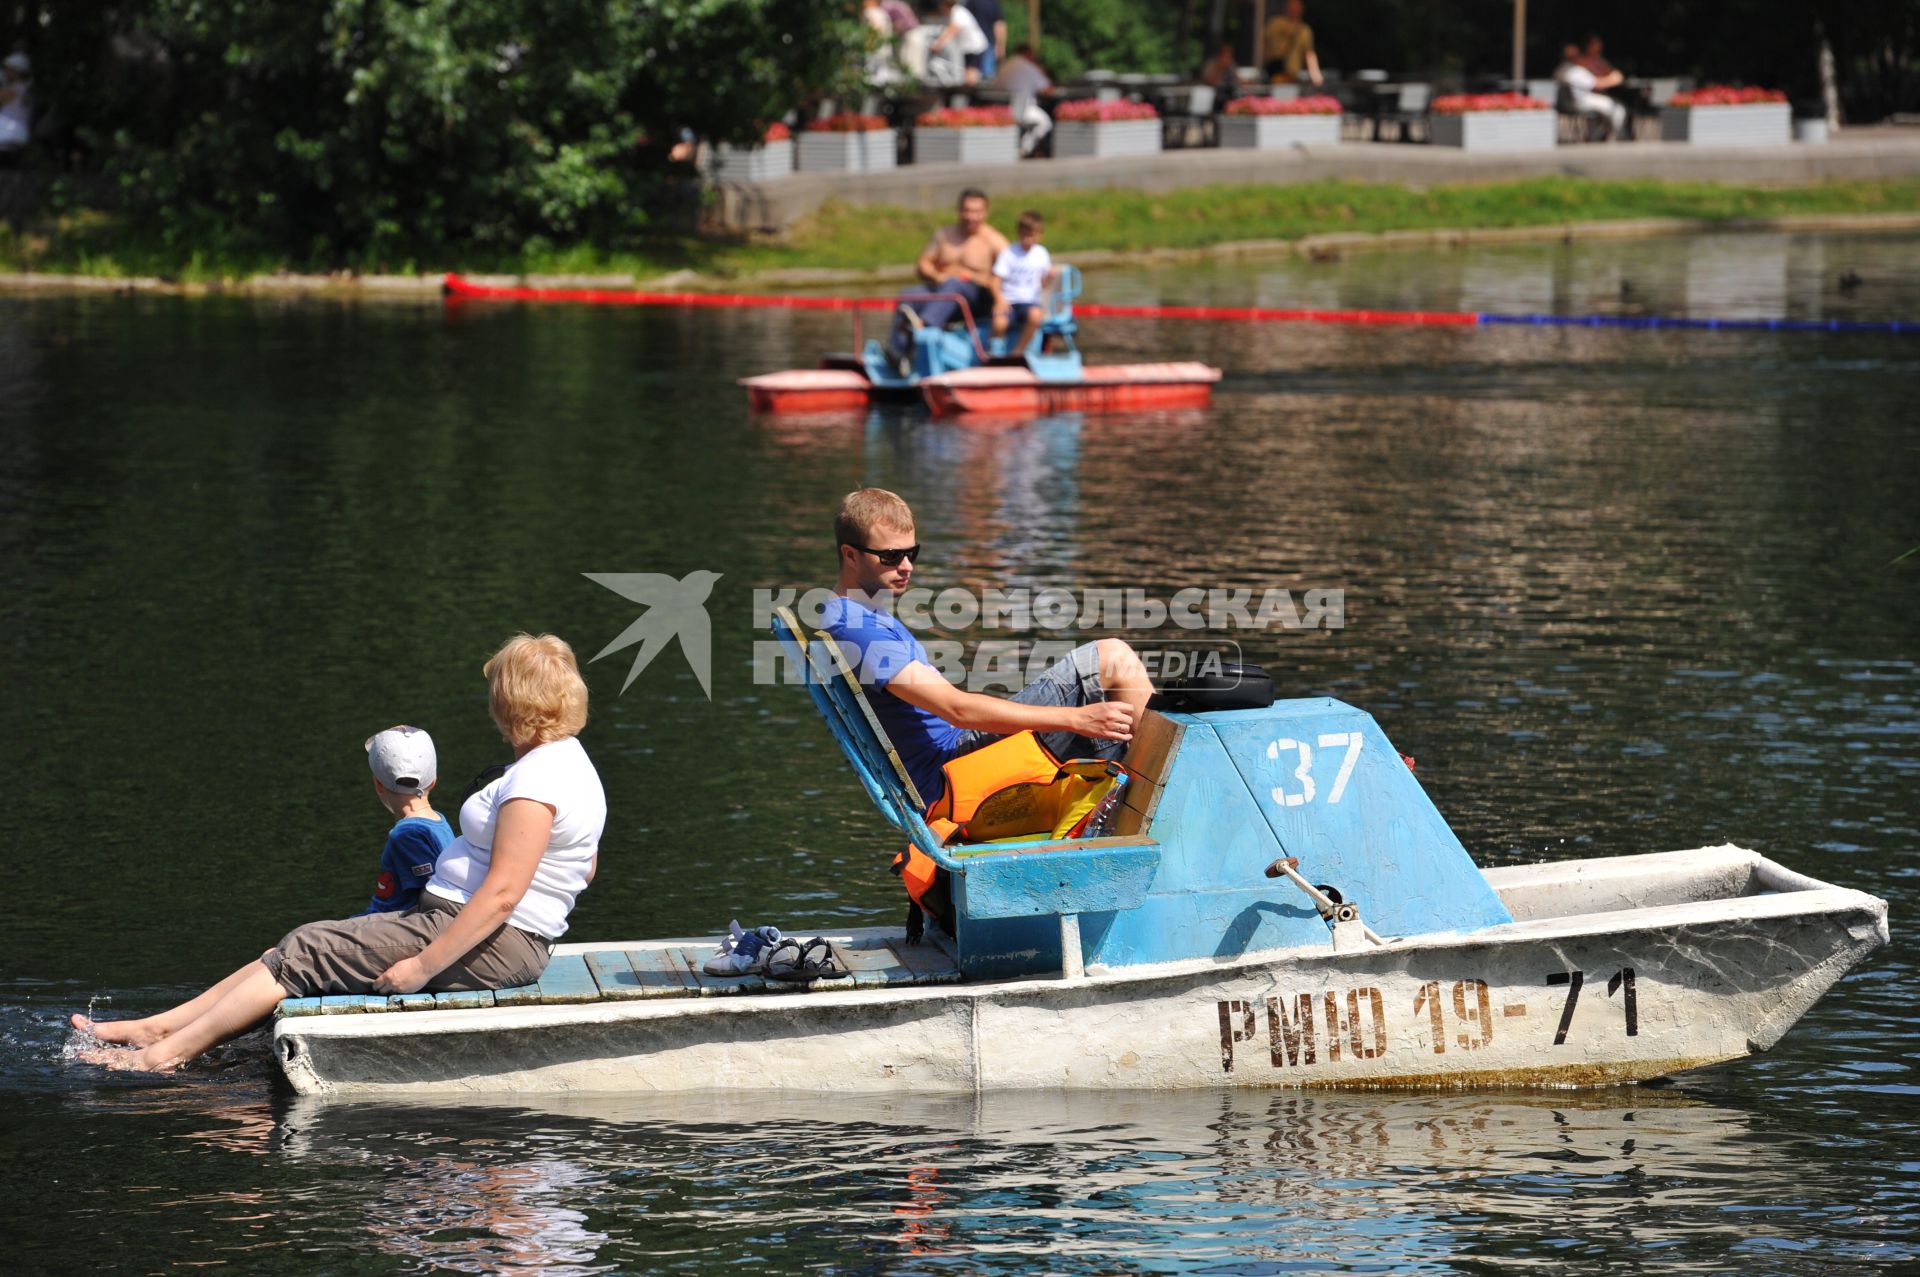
959 701 1514 976
773 609 1513 979
861 264 1086 388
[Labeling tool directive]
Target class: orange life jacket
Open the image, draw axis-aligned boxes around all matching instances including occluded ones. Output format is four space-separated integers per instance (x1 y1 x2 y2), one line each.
891 731 1061 925
924 730 1060 830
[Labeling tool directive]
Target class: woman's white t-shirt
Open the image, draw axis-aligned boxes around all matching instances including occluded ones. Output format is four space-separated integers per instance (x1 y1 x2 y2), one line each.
425 736 607 938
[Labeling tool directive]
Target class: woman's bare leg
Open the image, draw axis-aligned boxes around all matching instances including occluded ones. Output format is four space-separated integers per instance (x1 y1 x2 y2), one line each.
74 958 269 1047
80 961 287 1072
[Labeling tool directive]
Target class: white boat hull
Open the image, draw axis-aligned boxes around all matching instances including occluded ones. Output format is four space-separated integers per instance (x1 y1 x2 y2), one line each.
276 846 1887 1096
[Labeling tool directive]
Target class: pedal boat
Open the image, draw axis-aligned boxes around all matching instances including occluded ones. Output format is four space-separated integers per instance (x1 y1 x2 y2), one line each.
272 610 1888 1096
738 265 1221 418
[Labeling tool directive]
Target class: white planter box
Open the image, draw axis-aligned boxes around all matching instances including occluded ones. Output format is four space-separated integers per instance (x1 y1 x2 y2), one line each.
707 139 791 181
1053 117 1163 159
1429 111 1556 151
1659 102 1791 146
1218 113 1342 148
797 130 897 172
913 126 1020 166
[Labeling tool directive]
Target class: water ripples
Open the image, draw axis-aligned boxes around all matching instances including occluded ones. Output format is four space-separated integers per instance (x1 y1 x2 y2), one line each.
2 230 1916 1272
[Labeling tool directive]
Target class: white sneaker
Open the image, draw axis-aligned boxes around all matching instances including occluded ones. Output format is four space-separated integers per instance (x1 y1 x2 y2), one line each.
702 920 783 975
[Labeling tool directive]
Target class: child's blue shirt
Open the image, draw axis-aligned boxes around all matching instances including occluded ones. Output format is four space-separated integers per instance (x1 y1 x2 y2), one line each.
360 813 455 915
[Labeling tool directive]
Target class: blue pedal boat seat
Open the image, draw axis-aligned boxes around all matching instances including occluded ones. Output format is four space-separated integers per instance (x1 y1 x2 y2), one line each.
770 605 1165 931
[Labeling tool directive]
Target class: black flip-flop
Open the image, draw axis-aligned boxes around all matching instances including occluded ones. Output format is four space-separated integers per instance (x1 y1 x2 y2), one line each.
765 937 851 983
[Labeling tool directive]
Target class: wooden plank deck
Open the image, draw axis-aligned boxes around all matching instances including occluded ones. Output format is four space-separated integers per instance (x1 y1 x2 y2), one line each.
626 946 702 999
533 952 601 1004
274 928 961 1020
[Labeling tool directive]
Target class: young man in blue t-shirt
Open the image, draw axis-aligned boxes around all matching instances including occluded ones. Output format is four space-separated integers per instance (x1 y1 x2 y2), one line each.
359 725 455 914
818 488 1154 808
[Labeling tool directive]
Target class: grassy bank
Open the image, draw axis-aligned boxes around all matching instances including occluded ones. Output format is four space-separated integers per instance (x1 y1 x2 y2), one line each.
6 177 1920 285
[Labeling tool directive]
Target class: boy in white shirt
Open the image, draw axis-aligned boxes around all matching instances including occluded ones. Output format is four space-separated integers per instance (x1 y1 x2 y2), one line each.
992 210 1052 352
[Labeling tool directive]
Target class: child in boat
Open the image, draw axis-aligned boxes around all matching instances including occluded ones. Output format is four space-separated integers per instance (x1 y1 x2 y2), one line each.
359 725 456 915
992 209 1052 353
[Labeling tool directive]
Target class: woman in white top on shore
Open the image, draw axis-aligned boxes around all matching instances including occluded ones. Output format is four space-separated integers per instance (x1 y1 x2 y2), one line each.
74 633 608 1072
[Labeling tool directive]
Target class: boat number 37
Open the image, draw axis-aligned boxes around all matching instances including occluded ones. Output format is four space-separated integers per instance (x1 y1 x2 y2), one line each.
1265 733 1364 807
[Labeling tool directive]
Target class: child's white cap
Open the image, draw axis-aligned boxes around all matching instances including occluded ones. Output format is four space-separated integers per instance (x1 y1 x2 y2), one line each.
365 725 437 795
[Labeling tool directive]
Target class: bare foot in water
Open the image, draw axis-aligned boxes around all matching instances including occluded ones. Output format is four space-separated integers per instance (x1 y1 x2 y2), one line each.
71 1013 161 1047
72 1042 177 1072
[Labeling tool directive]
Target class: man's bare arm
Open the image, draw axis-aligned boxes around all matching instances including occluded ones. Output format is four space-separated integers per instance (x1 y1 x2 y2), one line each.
916 234 945 285
888 660 1136 742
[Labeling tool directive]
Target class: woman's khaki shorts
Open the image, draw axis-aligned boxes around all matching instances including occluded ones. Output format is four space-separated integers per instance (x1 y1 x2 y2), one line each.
262 892 552 998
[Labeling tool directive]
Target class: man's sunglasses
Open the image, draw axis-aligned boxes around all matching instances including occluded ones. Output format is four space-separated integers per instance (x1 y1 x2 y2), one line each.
848 542 922 567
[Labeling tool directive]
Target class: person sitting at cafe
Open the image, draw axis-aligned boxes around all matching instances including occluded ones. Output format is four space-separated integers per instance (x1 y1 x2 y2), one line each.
963 0 1006 84
861 0 904 85
881 0 919 34
1555 40 1625 140
1200 43 1242 104
998 45 1053 156
1262 0 1323 88
928 0 988 87
1579 34 1616 78
0 52 31 154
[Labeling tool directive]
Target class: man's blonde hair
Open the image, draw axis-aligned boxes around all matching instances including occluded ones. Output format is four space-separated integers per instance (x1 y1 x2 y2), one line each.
485 633 589 747
834 487 915 549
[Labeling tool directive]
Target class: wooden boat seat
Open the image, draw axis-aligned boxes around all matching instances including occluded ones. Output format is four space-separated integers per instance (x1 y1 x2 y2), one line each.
277 928 962 1018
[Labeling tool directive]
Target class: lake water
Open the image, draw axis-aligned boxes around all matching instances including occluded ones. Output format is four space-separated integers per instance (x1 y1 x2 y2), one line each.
2 231 1916 1273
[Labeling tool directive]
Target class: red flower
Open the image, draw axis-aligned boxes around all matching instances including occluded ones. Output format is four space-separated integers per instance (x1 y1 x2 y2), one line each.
1431 92 1552 114
1669 85 1787 107
805 113 892 133
915 106 1017 128
763 122 791 142
1056 99 1160 123
1223 94 1343 117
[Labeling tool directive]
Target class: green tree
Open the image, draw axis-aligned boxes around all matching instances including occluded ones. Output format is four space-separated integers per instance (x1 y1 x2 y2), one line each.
24 1 863 264
1005 0 1198 82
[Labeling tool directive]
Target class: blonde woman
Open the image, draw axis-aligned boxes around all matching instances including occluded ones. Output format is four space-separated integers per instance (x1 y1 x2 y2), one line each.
74 634 607 1072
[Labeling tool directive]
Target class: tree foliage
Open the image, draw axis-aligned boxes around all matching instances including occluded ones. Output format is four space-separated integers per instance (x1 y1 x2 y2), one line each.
19 1 863 263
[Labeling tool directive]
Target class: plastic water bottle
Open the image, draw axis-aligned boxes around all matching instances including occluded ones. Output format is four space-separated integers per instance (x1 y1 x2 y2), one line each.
1083 784 1127 839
